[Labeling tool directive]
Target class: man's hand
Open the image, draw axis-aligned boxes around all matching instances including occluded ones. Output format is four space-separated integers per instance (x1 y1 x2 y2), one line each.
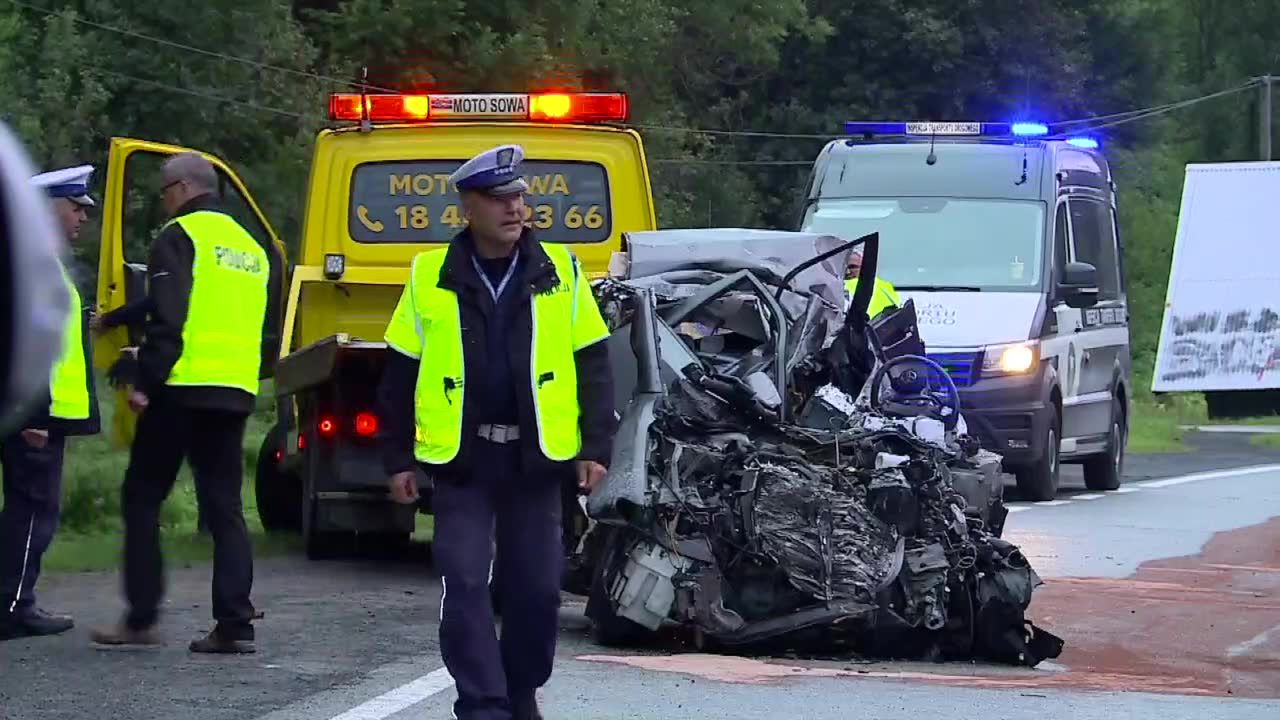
88 310 103 334
128 391 149 413
576 460 607 494
20 428 49 449
389 470 419 504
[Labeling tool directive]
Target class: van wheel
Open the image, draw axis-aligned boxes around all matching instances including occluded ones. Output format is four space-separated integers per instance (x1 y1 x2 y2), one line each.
1015 412 1061 501
1084 400 1125 491
254 424 302 532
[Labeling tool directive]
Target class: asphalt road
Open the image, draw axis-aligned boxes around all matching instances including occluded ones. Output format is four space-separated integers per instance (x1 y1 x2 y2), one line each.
3 432 1279 720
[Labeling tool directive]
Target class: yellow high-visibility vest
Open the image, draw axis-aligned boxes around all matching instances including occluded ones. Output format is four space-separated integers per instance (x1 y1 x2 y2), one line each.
846 276 902 319
383 243 610 464
164 210 269 394
48 264 90 419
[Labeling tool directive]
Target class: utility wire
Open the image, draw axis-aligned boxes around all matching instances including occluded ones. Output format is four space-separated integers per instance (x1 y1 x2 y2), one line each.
1053 79 1261 129
1063 81 1261 134
629 123 836 140
86 68 321 122
8 0 397 93
14 0 1261 143
650 159 815 166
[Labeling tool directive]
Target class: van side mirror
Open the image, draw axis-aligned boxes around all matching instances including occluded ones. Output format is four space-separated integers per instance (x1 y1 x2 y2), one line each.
1059 261 1099 309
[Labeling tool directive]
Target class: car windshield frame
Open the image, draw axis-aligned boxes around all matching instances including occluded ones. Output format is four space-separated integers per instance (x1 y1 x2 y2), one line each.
802 196 1049 293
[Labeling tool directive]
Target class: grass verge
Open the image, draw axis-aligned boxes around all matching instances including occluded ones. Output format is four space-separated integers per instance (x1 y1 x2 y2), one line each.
1249 433 1280 450
36 379 286 574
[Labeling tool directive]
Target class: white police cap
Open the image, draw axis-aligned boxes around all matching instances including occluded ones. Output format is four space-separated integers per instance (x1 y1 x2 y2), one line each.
450 144 529 196
31 164 95 207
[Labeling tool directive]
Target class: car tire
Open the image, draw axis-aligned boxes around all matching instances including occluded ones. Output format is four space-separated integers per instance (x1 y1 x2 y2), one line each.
254 424 302 533
1084 399 1125 491
1015 411 1061 502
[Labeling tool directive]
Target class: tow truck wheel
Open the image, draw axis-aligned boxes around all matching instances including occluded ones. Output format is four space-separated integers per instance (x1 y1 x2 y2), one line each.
254 424 302 532
1014 412 1061 502
1083 399 1125 491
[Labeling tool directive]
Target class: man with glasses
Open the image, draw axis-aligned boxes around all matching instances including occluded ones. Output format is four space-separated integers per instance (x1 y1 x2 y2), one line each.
91 152 279 654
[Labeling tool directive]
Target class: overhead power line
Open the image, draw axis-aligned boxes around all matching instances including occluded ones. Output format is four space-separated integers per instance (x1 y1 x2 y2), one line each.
1049 79 1259 131
10 0 1263 144
1062 81 1261 134
87 68 319 122
650 159 815 166
8 0 395 93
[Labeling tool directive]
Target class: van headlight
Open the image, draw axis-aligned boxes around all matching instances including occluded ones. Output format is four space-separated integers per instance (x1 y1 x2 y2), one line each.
982 342 1039 376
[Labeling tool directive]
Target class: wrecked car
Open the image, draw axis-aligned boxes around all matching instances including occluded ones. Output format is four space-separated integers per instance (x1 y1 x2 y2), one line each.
569 228 1063 667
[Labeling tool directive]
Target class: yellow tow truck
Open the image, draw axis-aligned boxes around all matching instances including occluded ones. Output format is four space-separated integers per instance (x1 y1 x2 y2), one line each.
93 91 658 558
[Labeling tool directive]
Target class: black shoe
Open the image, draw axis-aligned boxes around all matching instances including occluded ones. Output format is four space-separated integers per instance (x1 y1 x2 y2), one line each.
189 625 255 654
511 692 543 720
0 607 74 640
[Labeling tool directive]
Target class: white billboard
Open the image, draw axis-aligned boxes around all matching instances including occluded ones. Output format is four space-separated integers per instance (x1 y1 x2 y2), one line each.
1152 161 1280 392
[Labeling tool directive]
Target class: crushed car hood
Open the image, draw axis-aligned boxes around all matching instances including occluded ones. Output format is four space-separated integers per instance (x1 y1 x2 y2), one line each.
580 228 1063 668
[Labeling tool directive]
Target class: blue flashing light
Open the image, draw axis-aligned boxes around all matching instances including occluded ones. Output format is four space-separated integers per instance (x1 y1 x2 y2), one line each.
843 120 1052 140
1011 122 1049 137
1066 136 1099 149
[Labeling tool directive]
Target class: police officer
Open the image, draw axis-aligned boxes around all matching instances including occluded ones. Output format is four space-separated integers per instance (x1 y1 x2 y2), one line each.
90 152 279 653
846 243 901 319
376 144 616 720
0 165 101 641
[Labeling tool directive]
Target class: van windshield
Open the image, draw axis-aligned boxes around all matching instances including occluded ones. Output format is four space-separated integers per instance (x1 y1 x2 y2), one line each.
803 198 1046 292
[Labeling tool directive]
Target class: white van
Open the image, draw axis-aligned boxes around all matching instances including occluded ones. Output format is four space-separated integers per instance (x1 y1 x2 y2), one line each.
798 121 1132 500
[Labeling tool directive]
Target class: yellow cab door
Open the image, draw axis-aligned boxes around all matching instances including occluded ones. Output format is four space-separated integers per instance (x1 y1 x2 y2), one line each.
95 137 288 446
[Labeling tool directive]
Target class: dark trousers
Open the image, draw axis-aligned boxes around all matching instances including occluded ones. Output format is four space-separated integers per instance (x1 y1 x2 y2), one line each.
0 432 66 615
432 440 564 720
121 397 255 637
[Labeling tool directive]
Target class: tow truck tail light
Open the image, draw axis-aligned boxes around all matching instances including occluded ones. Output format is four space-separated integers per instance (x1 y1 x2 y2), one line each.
328 92 628 124
354 411 380 437
318 416 338 439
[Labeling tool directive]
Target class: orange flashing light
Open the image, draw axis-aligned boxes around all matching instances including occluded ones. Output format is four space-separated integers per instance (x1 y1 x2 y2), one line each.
328 92 628 124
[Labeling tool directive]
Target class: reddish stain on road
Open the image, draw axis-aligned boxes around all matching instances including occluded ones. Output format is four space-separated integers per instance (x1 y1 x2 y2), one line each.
1029 515 1280 698
579 516 1280 698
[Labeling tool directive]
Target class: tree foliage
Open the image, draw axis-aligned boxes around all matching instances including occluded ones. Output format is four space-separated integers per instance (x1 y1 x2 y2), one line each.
0 0 1275 379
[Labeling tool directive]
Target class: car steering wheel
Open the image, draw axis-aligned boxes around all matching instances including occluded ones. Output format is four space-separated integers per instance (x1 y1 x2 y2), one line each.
868 354 961 431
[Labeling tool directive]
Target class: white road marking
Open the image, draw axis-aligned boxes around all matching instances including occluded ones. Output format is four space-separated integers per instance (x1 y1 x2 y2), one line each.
1004 504 1030 513
1181 424 1280 434
1112 487 1141 493
1033 500 1072 507
326 667 454 720
1073 493 1104 500
1136 464 1280 488
1227 623 1280 658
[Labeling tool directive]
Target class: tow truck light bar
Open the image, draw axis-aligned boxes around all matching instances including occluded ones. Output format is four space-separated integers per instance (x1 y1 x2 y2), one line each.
329 92 629 124
843 120 1101 148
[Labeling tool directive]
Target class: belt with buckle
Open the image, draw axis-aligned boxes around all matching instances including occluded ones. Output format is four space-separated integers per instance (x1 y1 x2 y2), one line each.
477 424 521 443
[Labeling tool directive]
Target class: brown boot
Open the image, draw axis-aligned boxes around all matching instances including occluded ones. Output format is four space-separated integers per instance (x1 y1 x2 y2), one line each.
189 625 255 654
90 623 161 649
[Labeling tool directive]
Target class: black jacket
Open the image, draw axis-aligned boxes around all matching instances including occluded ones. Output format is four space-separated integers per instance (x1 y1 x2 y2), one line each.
24 296 101 437
376 228 616 479
136 194 281 415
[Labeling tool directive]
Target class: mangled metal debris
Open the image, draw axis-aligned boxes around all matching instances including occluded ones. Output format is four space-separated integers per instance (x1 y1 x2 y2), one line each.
576 229 1063 667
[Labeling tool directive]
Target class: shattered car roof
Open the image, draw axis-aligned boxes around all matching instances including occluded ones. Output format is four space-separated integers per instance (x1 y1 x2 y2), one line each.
622 228 852 314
